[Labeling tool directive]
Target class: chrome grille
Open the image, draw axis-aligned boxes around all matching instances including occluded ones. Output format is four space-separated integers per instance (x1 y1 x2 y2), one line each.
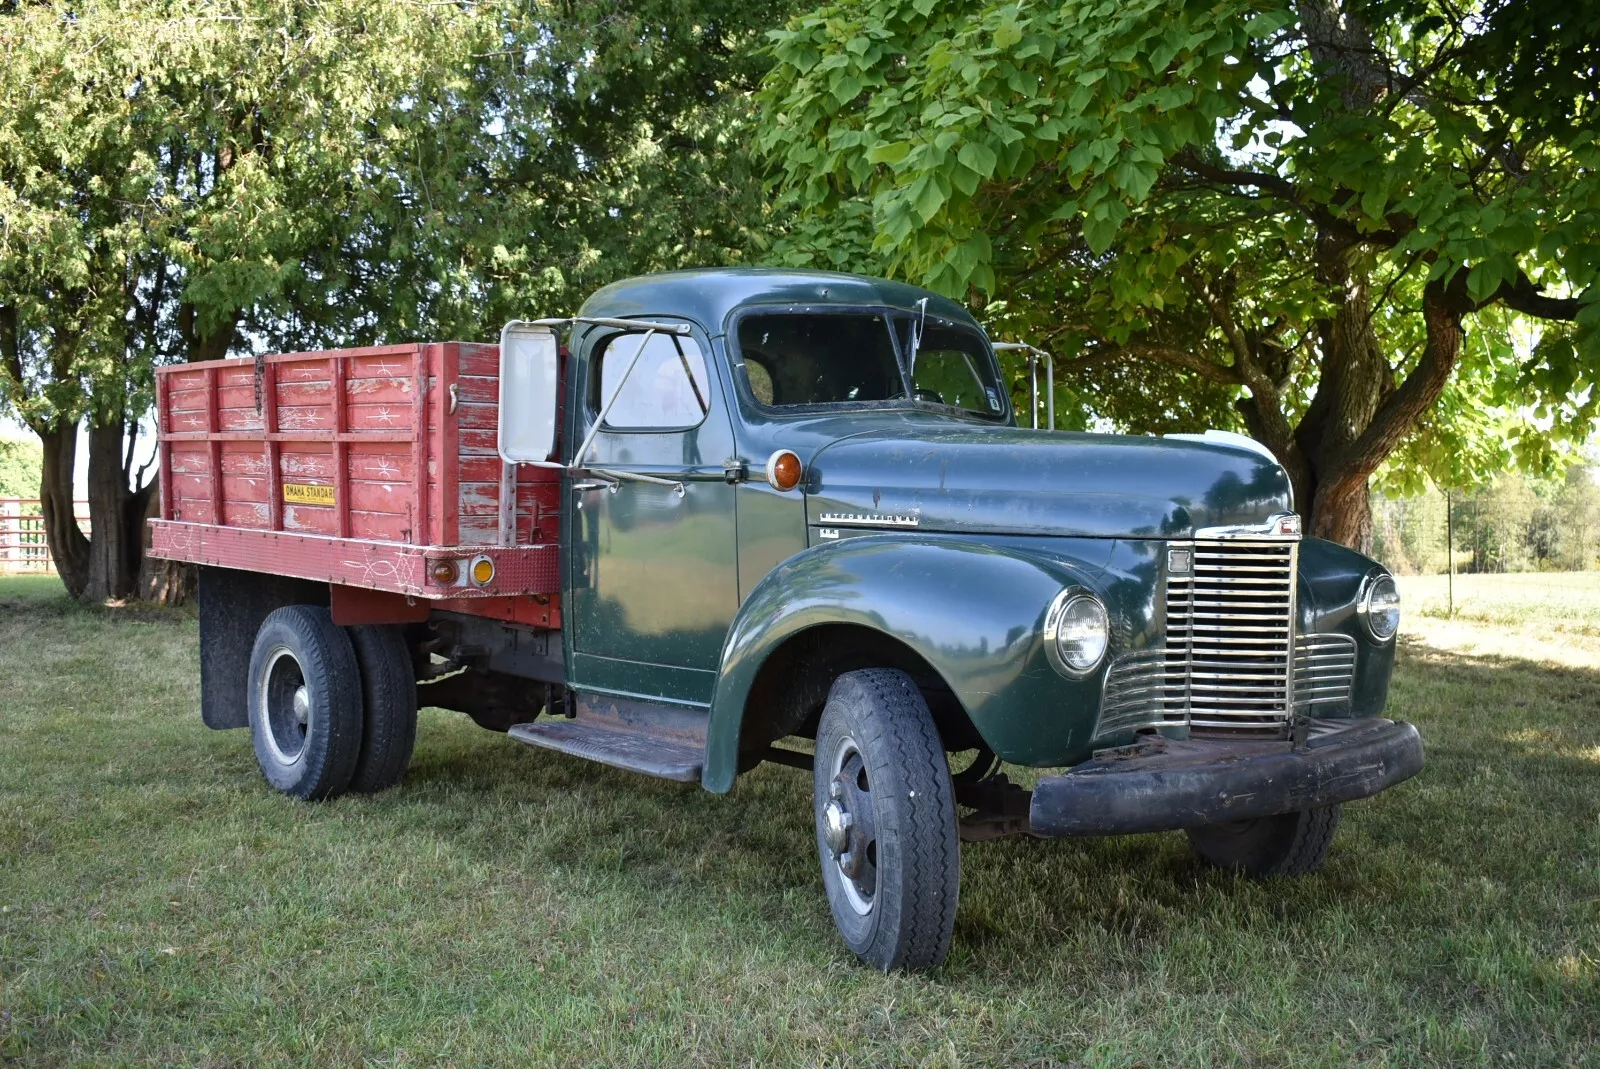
1097 649 1178 735
1294 633 1357 711
1095 537 1306 741
1167 539 1298 732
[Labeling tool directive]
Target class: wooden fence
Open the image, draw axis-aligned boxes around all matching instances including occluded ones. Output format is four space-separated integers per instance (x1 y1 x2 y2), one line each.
0 498 90 574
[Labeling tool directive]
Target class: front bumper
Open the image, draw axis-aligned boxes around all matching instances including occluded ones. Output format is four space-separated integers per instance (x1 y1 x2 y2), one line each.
1030 717 1424 837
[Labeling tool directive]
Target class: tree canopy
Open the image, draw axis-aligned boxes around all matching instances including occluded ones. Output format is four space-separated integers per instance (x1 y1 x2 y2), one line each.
0 0 790 599
759 0 1600 547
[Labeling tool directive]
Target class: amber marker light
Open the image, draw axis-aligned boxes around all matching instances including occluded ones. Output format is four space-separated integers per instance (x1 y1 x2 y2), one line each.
765 449 803 492
469 555 496 587
431 559 459 584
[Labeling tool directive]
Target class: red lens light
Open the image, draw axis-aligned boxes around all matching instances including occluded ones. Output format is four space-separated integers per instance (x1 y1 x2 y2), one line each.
766 450 803 492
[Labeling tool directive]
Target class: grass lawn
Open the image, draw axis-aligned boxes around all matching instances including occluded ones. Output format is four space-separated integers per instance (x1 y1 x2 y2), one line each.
2 572 1598 1066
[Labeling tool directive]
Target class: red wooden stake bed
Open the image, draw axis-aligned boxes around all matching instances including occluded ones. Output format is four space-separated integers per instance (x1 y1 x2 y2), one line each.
148 342 561 628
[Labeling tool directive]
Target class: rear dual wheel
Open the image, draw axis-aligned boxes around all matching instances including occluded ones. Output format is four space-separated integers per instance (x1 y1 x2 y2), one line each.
247 607 417 800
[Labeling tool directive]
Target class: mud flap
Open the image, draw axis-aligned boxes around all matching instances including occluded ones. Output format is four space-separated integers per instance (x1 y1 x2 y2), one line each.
198 565 328 729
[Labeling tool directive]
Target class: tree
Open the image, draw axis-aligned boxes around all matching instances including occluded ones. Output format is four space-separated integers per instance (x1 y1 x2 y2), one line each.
758 0 1600 549
1 0 793 601
0 0 503 600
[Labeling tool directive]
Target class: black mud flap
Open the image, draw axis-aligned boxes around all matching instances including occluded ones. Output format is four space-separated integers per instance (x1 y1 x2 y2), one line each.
198 566 327 729
1029 717 1424 837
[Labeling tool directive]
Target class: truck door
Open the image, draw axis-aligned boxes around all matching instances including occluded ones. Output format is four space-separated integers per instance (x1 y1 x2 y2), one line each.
566 322 739 707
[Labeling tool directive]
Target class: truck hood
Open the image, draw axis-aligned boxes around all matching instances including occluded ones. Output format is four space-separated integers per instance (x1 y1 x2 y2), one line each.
805 425 1292 539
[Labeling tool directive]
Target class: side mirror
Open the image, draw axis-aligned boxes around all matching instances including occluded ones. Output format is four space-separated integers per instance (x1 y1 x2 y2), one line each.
497 322 560 464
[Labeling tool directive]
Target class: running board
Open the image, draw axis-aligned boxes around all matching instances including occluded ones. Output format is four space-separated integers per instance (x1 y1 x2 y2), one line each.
508 719 703 782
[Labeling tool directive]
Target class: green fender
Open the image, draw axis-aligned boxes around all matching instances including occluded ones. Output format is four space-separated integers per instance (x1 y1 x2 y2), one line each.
701 534 1110 792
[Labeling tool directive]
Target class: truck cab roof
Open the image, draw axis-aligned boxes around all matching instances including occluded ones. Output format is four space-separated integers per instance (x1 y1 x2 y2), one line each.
576 268 978 338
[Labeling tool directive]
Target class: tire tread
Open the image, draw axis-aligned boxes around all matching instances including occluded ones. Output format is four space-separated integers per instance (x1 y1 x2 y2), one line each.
347 625 418 794
817 668 959 971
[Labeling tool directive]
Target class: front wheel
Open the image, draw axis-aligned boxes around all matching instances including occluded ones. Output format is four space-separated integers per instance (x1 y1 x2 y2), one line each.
1185 805 1341 877
813 669 959 972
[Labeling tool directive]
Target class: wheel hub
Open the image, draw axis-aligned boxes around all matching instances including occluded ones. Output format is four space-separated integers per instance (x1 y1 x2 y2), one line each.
822 796 853 858
291 685 311 724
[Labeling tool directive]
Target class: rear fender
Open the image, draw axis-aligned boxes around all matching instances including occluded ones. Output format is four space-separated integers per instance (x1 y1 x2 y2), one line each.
702 535 1108 792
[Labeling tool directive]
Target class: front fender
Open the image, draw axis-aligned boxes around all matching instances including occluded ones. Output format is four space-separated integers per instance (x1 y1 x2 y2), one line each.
1298 537 1397 717
702 534 1111 792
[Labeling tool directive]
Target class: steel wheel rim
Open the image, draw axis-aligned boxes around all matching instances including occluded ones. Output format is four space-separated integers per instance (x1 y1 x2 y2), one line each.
824 734 877 917
260 645 311 766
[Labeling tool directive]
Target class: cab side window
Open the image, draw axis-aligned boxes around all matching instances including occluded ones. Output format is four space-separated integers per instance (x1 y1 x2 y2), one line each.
595 331 711 430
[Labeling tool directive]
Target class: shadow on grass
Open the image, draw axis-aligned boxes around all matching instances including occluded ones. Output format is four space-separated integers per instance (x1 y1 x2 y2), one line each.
8 568 1594 990
376 630 1600 980
0 579 196 626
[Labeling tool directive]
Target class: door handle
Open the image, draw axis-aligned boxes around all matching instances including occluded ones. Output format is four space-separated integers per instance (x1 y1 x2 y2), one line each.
572 479 617 493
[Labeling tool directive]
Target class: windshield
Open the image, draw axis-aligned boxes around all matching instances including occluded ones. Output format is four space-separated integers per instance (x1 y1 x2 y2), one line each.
903 320 1006 417
736 313 904 406
735 311 1005 418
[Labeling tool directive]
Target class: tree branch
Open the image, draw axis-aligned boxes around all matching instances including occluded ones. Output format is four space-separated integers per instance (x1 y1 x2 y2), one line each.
1489 272 1584 321
1327 276 1466 481
1072 342 1240 385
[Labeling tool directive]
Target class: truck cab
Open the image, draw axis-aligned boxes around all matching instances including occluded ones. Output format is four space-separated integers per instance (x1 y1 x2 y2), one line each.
151 267 1423 972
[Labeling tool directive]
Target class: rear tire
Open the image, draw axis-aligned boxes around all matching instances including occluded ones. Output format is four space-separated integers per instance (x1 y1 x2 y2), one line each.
813 669 959 972
248 606 363 800
1185 805 1341 877
347 625 418 793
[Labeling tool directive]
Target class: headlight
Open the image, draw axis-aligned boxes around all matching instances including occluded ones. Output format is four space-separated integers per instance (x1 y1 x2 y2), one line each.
1044 591 1109 677
1360 574 1400 641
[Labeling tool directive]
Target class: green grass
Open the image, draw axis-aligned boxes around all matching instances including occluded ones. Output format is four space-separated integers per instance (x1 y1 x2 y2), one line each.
3 573 1598 1066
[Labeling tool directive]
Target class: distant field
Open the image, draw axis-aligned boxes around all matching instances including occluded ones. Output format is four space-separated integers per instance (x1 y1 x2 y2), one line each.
2 573 1598 1066
1400 571 1600 631
1397 572 1600 671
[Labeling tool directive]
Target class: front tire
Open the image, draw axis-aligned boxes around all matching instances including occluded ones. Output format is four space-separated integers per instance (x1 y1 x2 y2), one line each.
1186 805 1341 877
247 606 363 800
813 669 959 972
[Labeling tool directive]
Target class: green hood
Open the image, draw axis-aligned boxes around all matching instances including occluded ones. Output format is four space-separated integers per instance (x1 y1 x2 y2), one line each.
805 426 1293 539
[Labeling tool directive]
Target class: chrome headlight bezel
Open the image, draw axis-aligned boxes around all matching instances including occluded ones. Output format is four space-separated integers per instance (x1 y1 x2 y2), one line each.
1359 573 1401 642
1043 589 1110 678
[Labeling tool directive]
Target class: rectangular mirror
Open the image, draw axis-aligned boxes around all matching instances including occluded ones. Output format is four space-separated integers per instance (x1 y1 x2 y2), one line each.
497 322 560 464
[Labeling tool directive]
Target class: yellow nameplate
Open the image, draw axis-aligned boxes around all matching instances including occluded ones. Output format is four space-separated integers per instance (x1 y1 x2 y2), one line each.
283 483 335 506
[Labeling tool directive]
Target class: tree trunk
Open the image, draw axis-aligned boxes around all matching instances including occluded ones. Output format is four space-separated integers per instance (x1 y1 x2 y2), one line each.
1309 471 1376 550
1305 278 1469 553
136 477 195 605
38 420 91 598
82 417 139 603
1277 242 1389 552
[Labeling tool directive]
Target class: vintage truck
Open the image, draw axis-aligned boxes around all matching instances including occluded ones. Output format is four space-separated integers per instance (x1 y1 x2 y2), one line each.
149 267 1423 971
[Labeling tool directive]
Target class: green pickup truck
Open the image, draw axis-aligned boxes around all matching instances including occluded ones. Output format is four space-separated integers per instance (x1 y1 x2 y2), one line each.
153 268 1423 972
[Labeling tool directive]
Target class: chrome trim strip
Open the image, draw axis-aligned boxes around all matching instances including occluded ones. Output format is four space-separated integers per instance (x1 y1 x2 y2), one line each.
1194 512 1302 540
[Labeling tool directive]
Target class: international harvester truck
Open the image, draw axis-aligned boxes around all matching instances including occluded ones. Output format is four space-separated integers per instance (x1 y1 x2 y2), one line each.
150 268 1423 971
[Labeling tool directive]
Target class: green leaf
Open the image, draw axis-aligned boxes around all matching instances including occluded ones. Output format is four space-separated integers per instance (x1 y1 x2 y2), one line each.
911 175 947 223
867 141 912 166
957 140 998 178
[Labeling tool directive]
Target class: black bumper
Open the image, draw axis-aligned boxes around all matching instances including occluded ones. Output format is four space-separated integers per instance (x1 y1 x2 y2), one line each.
1030 717 1424 837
